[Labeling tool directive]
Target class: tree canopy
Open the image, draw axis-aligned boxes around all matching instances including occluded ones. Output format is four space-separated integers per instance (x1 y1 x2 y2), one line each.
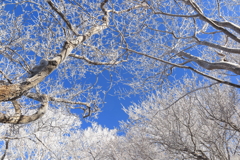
0 0 240 159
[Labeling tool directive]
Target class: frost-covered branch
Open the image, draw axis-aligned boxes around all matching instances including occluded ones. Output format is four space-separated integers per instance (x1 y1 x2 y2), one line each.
26 92 96 118
109 2 148 14
125 48 240 88
198 41 240 54
178 51 240 75
184 0 240 43
212 20 240 35
45 0 78 35
69 54 127 65
0 95 48 124
1 139 9 160
0 0 110 102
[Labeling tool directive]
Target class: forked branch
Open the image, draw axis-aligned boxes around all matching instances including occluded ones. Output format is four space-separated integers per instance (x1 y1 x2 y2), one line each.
0 95 48 124
125 47 240 88
178 51 240 75
0 0 110 102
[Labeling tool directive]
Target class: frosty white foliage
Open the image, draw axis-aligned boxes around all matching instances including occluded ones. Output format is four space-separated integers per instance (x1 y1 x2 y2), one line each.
121 77 240 159
0 0 240 159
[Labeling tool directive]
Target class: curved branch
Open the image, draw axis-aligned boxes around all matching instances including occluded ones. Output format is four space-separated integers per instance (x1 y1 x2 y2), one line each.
0 0 110 102
110 2 148 14
0 95 48 124
69 54 127 65
153 11 198 18
186 0 240 43
178 51 240 75
124 47 240 88
162 82 219 111
198 41 240 54
26 92 95 118
1 139 9 160
51 97 94 118
46 0 78 35
212 20 240 35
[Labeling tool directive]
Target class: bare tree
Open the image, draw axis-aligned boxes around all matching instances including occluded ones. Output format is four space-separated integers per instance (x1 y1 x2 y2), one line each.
120 77 240 159
0 0 239 122
0 0 240 159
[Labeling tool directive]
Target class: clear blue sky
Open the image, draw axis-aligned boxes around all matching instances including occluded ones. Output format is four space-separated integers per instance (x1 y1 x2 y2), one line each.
78 67 187 130
1 0 212 131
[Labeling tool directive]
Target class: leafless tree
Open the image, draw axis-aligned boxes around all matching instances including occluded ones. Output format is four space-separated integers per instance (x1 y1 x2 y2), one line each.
120 77 240 159
0 0 240 159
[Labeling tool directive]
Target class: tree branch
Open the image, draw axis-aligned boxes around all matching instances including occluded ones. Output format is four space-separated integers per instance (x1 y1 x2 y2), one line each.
0 95 48 124
153 11 199 18
124 47 240 88
178 51 240 75
0 0 110 102
25 92 95 118
212 20 240 35
207 114 240 133
198 41 240 54
109 2 148 14
34 134 58 159
45 0 78 35
161 82 219 111
1 139 9 160
185 0 240 43
69 54 127 65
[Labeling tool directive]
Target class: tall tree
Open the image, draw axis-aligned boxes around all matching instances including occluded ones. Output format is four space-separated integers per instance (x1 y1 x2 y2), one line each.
1 0 240 123
121 77 240 159
0 0 240 159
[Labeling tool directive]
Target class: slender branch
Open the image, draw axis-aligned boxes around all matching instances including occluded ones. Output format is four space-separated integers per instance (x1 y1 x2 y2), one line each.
145 25 196 40
200 30 222 35
207 114 240 132
51 97 91 108
45 0 78 35
34 134 58 159
153 11 198 18
1 139 9 160
69 54 127 65
0 95 48 124
178 51 240 75
186 0 240 43
124 47 240 88
162 82 219 110
26 92 94 118
198 41 240 54
144 1 199 18
26 92 90 107
0 0 110 102
0 71 12 84
109 2 148 14
212 20 240 35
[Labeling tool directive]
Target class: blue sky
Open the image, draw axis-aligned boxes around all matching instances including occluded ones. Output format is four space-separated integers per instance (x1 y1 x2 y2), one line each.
2 0 239 131
1 2 134 130
76 70 138 130
78 66 187 130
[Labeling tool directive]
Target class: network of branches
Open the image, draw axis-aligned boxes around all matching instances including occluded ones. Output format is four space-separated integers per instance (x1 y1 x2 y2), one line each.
0 0 240 159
